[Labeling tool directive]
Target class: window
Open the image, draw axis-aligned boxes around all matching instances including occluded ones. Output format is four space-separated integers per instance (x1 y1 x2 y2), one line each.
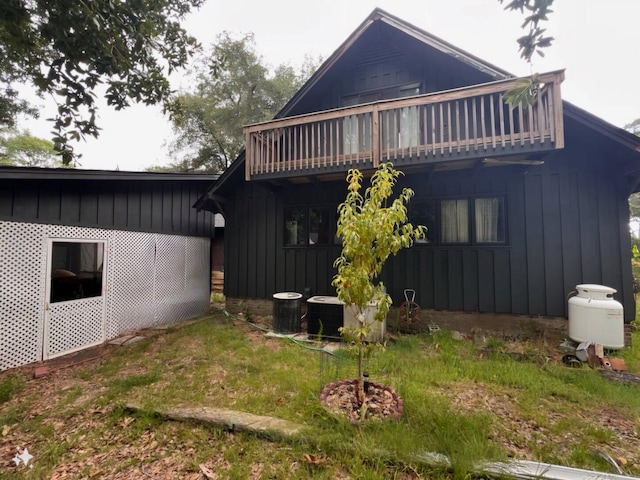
410 199 437 243
50 241 105 303
285 207 307 246
441 199 469 244
475 197 506 243
410 196 506 245
342 83 421 154
285 206 333 246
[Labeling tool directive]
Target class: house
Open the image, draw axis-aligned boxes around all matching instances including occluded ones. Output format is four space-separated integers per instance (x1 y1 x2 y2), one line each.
0 167 217 370
195 9 640 333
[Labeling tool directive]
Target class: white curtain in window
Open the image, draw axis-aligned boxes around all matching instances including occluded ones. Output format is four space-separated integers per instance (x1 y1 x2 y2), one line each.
475 198 499 242
441 199 468 243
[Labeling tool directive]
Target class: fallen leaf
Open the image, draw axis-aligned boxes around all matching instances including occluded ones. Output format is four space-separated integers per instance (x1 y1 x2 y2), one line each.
303 453 326 465
199 464 216 479
2 424 10 436
119 417 135 427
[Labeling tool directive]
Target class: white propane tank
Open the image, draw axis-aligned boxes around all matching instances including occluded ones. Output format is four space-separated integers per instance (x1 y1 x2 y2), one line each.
568 284 624 349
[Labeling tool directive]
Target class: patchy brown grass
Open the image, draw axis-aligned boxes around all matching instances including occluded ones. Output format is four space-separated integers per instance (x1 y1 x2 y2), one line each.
1 311 640 479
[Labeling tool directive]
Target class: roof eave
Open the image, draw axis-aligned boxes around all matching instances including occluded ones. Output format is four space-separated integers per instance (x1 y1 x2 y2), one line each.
0 166 219 182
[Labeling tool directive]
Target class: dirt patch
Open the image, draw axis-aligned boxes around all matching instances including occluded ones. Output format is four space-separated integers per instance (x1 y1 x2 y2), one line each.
320 378 403 424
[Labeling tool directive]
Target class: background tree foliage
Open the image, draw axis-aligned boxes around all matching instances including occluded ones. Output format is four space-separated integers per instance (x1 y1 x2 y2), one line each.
0 129 61 167
0 0 204 164
160 33 318 173
626 119 640 225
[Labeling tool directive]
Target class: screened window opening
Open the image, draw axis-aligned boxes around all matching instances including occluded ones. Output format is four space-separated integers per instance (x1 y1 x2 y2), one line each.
50 241 105 303
410 200 437 243
285 207 333 246
285 207 308 246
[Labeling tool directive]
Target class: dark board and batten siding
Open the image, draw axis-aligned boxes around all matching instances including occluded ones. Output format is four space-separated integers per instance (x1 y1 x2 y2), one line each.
0 177 216 238
224 143 635 323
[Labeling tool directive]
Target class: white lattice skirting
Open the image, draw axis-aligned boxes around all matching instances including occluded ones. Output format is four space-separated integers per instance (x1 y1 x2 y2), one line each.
0 221 211 370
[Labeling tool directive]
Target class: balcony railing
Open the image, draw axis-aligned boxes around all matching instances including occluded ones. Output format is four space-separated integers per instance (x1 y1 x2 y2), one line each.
244 70 564 181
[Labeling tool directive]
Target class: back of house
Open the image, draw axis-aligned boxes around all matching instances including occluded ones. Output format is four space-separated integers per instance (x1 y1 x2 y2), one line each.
196 9 640 333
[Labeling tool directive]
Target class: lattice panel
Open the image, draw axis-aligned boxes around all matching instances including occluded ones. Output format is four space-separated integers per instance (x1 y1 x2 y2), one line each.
0 222 46 370
154 235 187 325
185 236 212 314
46 296 105 358
1 221 211 370
106 231 155 336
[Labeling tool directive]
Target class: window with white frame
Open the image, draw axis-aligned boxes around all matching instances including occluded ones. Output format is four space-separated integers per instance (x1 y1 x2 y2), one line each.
50 241 105 303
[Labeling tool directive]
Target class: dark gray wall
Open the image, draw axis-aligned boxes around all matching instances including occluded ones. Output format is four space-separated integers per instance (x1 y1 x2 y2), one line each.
0 178 216 238
222 134 635 323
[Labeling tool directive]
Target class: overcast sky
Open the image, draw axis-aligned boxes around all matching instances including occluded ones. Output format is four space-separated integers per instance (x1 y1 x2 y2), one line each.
19 0 640 171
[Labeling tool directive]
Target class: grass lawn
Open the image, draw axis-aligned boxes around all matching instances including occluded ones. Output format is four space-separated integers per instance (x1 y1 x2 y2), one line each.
1 307 640 479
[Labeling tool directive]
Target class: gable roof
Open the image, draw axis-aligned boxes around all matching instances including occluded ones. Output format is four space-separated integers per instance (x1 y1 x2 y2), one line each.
195 8 640 212
276 8 511 121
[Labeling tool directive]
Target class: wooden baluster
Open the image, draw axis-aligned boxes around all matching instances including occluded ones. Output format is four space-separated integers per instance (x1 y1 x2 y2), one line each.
372 108 379 167
355 114 360 164
323 122 327 167
293 126 297 171
490 94 496 149
464 100 469 152
509 102 515 147
276 129 280 172
447 102 452 154
431 105 436 154
422 104 428 156
262 133 266 174
386 111 391 160
480 96 487 150
311 123 315 169
455 101 461 153
518 103 525 146
288 128 292 171
537 89 545 144
499 94 506 148
528 102 534 145
472 97 478 151
330 119 335 167
439 103 444 154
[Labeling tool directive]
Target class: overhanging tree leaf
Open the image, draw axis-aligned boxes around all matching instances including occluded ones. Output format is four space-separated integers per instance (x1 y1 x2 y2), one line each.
498 0 554 107
0 0 204 165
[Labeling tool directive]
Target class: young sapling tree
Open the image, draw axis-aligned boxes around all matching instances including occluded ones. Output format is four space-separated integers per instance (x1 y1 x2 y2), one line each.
332 163 425 394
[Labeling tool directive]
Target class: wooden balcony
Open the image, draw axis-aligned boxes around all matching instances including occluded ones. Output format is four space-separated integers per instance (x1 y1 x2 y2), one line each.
244 71 565 181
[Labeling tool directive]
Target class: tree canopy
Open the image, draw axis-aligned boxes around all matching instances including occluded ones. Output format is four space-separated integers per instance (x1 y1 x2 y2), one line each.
0 129 61 167
0 0 204 164
160 33 318 173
